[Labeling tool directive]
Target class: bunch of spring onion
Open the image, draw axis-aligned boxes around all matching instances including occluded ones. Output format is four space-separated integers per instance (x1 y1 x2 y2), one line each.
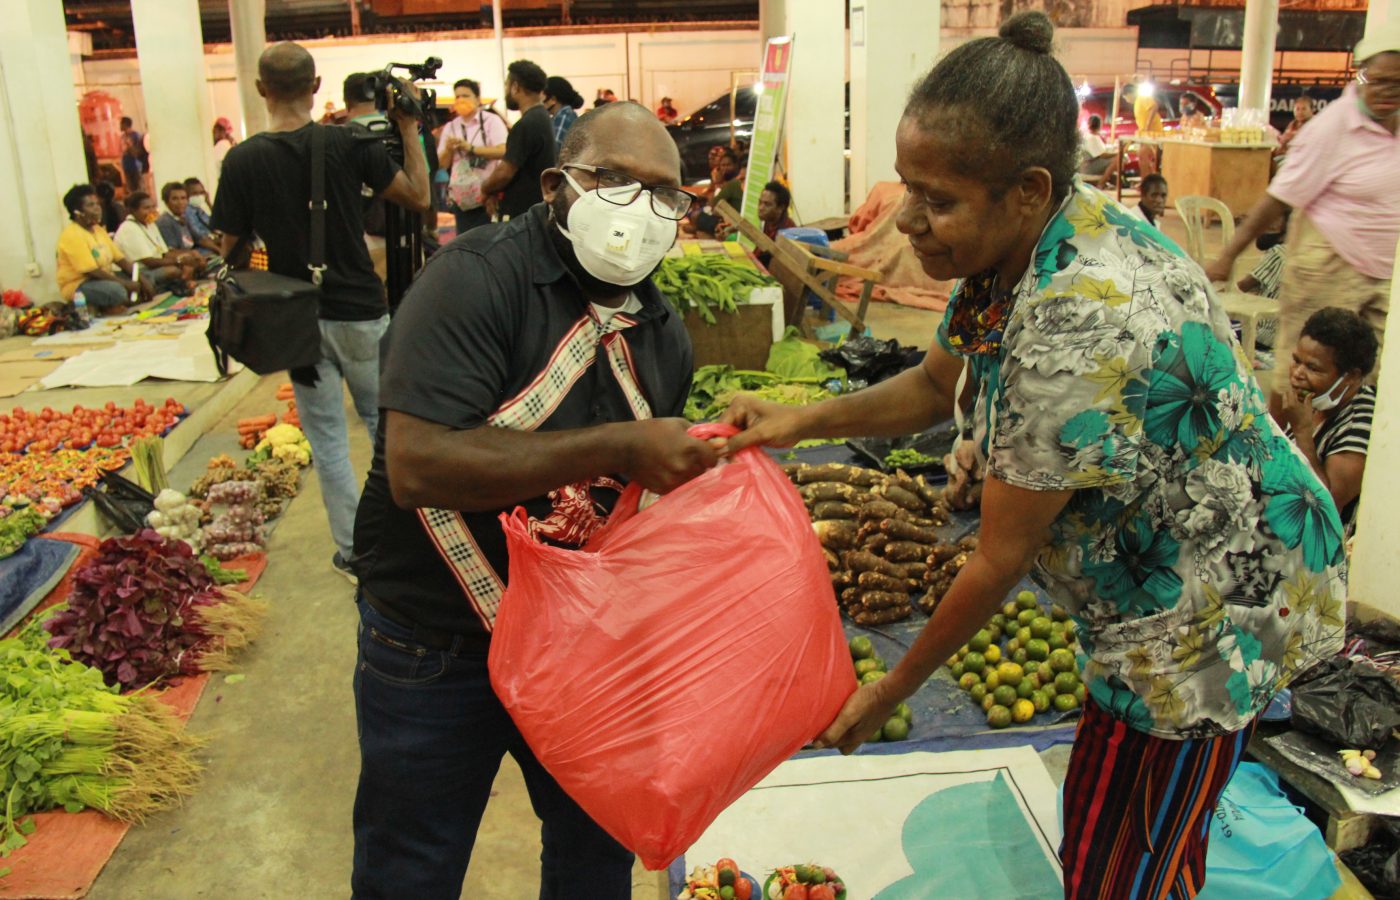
0 620 202 856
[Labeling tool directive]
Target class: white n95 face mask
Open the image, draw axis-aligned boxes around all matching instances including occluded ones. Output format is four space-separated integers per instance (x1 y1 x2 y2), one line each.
1310 375 1350 411
556 171 676 286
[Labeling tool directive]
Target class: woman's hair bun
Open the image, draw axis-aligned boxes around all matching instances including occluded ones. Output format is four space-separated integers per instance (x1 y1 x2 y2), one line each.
999 11 1055 55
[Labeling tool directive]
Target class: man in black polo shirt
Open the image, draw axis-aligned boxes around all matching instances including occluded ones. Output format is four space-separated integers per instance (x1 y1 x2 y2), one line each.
479 59 555 220
214 42 430 581
351 102 712 898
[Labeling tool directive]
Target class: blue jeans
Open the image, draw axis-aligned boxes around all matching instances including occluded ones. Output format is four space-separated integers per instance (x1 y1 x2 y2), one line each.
77 279 129 309
293 316 388 560
351 599 634 899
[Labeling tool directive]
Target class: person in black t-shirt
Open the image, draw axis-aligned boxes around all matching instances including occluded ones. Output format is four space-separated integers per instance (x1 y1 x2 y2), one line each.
212 41 430 581
350 101 713 898
480 58 556 220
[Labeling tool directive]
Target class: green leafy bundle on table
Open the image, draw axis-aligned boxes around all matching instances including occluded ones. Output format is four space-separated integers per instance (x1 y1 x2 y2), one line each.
684 365 837 424
0 623 201 858
652 255 776 324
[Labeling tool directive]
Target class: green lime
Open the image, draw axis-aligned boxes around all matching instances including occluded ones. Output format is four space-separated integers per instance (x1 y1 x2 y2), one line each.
950 661 966 679
990 613 1007 629
1054 672 1080 695
854 658 882 677
1006 638 1021 655
883 716 910 741
987 704 1013 728
992 685 1018 708
1016 590 1038 610
1011 698 1036 723
860 670 887 686
984 671 1001 690
996 662 1024 686
987 624 1003 644
969 629 992 653
1017 627 1033 646
1053 692 1081 713
1026 638 1051 662
962 651 986 674
983 644 1002 665
871 656 888 671
1075 684 1087 705
1016 679 1036 700
1002 601 1019 618
959 672 981 691
1048 633 1069 650
1030 617 1054 640
1023 660 1041 675
1050 603 1069 622
969 683 988 705
849 635 874 660
1049 648 1077 674
982 692 996 711
1017 608 1039 628
1012 648 1029 666
895 702 913 722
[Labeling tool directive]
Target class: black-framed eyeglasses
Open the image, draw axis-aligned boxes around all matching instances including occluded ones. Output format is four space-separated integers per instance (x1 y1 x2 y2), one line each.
562 163 697 221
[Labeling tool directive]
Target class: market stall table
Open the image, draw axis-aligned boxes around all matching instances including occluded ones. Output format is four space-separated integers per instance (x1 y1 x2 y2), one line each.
1115 135 1274 218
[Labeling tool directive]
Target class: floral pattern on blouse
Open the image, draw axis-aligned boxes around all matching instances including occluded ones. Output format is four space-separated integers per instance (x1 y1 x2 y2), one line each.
938 182 1346 738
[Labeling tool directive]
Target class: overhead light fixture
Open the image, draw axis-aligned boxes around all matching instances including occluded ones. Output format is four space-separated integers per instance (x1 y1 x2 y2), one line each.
1139 80 1156 98
1076 81 1091 100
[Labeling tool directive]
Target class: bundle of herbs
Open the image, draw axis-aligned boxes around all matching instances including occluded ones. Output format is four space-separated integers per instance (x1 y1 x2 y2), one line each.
0 623 202 858
44 530 267 691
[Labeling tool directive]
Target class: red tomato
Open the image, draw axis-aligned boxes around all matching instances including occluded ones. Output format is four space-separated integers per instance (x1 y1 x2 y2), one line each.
29 439 53 452
783 886 809 900
734 880 753 900
39 407 55 422
808 887 835 900
95 432 120 448
1 441 14 454
104 401 117 411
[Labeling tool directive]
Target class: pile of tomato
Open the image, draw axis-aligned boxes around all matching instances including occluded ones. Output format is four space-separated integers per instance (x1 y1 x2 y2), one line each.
0 398 187 455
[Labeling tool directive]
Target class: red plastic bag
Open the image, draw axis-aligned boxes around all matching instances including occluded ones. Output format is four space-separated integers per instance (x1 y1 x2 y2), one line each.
489 424 855 869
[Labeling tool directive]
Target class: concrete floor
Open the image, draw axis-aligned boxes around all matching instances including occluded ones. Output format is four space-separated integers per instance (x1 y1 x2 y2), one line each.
81 210 1312 899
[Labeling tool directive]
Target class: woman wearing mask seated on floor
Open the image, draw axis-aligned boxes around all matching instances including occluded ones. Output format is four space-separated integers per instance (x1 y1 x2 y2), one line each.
56 183 154 315
721 13 1345 898
113 191 200 294
1276 307 1377 537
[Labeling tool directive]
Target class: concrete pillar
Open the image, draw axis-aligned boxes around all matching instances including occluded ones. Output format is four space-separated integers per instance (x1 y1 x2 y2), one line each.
1238 0 1279 116
760 0 786 43
0 0 89 303
849 0 939 202
1344 238 1400 618
130 0 216 196
782 0 845 221
229 0 268 140
1365 0 1400 33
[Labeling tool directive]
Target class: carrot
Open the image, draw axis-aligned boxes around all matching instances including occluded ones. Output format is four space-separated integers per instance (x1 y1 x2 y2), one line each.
237 415 277 429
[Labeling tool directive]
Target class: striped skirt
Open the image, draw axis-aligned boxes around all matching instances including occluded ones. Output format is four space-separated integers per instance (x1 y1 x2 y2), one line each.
1060 699 1257 899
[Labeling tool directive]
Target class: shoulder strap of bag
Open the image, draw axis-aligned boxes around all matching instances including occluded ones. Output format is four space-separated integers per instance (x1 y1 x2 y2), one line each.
308 123 327 286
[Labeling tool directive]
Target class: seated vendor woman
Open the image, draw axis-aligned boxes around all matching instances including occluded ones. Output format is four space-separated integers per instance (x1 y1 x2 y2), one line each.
113 191 201 293
720 12 1345 899
1277 307 1377 537
55 183 154 315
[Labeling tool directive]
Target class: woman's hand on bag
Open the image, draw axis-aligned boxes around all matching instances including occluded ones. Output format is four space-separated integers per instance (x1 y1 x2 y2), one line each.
719 394 808 455
814 679 901 755
619 418 720 494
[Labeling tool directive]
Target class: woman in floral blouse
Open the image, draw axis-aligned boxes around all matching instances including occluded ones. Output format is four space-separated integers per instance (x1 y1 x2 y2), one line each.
722 12 1345 899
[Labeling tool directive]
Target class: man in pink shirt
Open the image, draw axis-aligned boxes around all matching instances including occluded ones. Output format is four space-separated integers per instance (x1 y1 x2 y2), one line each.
1209 25 1400 402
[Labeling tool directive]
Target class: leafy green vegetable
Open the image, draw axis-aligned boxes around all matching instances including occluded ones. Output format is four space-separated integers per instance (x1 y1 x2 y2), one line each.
200 555 248 585
652 255 776 324
883 448 940 469
684 365 838 423
766 327 845 382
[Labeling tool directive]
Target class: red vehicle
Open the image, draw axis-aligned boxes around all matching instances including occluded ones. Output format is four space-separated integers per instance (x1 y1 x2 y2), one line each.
1077 82 1224 177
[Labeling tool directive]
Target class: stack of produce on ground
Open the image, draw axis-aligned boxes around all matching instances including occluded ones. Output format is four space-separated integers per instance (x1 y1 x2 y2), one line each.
190 455 302 523
945 590 1085 729
685 366 837 424
677 857 759 900
763 864 848 900
201 481 266 560
144 489 203 550
917 536 977 615
1339 748 1385 780
250 423 311 467
0 624 202 857
1 445 130 509
43 530 267 690
235 415 278 451
847 635 914 742
781 462 951 625
0 500 52 559
0 398 186 454
653 254 777 324
274 382 300 428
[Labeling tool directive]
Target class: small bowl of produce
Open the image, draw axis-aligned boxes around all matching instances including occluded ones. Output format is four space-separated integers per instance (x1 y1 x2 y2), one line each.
763 864 847 899
678 857 759 899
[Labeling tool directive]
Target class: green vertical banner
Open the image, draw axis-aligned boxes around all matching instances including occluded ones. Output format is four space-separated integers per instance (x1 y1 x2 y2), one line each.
738 35 794 250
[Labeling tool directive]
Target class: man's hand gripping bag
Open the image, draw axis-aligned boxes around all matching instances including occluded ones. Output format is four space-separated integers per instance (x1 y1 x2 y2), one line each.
488 425 855 869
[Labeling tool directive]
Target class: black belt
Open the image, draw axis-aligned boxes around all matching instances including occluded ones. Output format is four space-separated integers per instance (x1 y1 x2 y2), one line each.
361 589 491 653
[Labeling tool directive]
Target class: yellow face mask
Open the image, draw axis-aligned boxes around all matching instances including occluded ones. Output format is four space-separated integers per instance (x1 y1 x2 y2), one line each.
454 98 478 118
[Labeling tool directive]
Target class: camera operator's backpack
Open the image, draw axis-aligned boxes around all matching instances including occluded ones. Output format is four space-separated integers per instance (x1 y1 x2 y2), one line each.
207 125 326 376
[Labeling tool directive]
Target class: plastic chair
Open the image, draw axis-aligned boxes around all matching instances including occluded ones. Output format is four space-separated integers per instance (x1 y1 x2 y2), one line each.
1176 196 1279 365
1176 195 1235 268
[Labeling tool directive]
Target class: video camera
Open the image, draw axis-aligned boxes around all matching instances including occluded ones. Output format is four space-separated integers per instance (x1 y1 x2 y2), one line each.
355 57 442 121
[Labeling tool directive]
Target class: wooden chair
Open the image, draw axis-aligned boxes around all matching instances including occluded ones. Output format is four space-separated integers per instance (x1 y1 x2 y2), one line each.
1176 195 1280 365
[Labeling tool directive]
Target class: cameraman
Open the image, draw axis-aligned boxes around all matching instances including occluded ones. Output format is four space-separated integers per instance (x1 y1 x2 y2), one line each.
213 41 430 580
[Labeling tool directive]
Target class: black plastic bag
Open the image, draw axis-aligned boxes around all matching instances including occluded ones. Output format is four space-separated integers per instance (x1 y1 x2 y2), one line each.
818 337 918 390
1290 657 1400 751
1339 819 1400 899
83 471 155 534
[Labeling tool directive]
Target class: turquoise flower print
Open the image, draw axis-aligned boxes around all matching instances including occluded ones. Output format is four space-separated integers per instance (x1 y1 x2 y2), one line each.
1083 511 1183 616
1034 215 1078 290
1261 453 1345 571
1146 323 1241 452
1089 677 1156 732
